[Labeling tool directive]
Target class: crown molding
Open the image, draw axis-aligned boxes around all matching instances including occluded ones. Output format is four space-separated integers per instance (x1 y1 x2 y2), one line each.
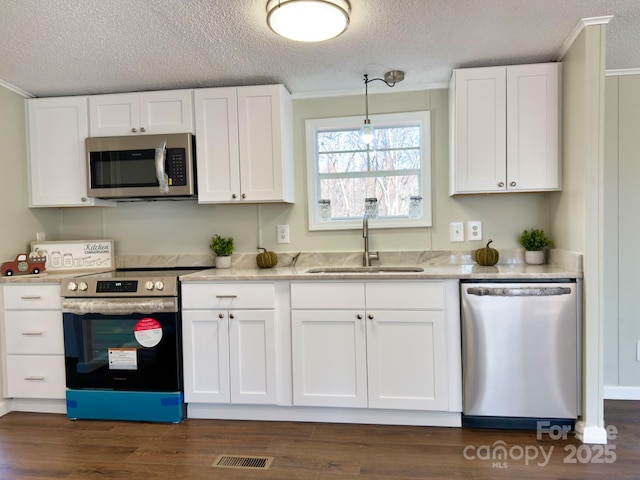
0 78 34 98
606 68 640 76
554 15 614 62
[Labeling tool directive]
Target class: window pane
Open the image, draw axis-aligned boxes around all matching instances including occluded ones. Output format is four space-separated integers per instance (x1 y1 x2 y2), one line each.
318 151 370 174
319 175 420 219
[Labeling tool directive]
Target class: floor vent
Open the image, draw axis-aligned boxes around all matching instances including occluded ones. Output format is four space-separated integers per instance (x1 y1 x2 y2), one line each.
213 454 273 470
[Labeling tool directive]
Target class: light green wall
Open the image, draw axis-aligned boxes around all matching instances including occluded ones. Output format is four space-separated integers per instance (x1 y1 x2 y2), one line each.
54 88 551 256
0 86 58 261
554 24 607 440
604 74 640 389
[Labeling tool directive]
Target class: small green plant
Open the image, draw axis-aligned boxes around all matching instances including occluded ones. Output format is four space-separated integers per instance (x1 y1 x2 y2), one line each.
518 228 554 251
209 235 234 256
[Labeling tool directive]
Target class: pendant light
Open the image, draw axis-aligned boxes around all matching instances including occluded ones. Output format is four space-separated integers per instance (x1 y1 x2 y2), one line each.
266 0 351 42
360 70 405 145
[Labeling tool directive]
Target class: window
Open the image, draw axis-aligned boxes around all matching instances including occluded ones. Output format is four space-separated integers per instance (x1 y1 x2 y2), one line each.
305 111 431 230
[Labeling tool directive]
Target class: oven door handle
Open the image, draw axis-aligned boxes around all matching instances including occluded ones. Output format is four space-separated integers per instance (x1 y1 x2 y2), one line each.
62 298 178 315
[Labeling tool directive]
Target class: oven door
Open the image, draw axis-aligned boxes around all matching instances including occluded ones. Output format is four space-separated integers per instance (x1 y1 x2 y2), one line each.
62 298 182 391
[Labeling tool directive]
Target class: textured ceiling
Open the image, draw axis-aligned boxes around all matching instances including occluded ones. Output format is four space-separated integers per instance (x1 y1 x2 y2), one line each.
1 0 639 98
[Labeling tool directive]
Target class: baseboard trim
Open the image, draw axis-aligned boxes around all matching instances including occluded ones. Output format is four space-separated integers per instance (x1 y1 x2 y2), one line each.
604 385 640 400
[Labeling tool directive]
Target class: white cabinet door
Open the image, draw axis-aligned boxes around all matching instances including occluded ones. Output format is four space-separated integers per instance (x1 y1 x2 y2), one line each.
291 310 368 408
237 85 294 203
194 84 294 203
89 93 140 137
366 310 448 410
449 66 507 194
140 90 193 135
449 63 561 195
193 87 241 202
506 63 561 191
26 96 112 207
89 90 193 136
182 310 230 403
229 310 277 404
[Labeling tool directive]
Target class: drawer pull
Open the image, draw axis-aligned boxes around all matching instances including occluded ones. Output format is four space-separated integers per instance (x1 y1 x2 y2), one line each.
24 376 45 381
216 295 238 299
22 331 44 336
20 295 43 300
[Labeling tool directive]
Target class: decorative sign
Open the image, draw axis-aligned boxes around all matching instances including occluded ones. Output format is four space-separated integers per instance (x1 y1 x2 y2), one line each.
30 239 114 273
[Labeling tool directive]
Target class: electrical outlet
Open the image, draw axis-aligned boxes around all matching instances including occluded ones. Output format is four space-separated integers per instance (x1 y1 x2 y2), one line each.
450 222 464 242
36 232 46 241
277 224 290 244
467 221 482 241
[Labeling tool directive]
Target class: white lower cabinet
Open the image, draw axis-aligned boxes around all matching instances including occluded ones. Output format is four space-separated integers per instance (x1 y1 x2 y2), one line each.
2 284 66 401
291 281 451 411
181 283 277 404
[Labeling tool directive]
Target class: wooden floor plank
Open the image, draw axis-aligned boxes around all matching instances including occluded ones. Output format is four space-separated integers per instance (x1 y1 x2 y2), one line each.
0 400 637 479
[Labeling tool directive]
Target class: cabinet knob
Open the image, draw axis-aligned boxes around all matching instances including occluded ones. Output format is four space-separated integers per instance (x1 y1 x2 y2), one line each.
356 314 363 320
241 193 246 199
140 127 146 133
498 182 505 187
229 313 235 319
368 314 374 320
81 197 87 202
510 181 516 187
232 194 237 199
218 313 225 319
131 128 137 133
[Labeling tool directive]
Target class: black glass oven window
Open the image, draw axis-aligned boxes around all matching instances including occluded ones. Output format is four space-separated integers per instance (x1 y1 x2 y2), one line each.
63 312 182 391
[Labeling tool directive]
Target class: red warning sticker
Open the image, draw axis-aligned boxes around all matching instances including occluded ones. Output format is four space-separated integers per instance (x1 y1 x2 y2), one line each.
134 317 163 348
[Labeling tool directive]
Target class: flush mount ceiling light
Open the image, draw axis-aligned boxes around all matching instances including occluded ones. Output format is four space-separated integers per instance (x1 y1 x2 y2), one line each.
360 70 405 145
266 0 351 42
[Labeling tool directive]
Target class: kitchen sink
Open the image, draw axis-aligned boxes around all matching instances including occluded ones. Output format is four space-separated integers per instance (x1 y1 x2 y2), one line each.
305 266 425 274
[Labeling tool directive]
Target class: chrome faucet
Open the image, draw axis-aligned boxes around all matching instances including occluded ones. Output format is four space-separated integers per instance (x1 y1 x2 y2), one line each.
362 214 380 266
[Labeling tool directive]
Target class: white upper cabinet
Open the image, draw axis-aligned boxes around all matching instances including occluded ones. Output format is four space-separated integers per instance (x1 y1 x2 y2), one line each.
26 96 113 207
194 84 295 203
89 89 193 137
449 63 561 195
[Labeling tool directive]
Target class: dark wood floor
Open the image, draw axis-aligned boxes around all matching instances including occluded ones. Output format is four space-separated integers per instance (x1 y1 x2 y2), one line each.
0 401 638 479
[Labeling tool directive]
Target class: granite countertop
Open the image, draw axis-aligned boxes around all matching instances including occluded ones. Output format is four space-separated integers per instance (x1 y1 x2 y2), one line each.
0 249 582 284
180 249 583 282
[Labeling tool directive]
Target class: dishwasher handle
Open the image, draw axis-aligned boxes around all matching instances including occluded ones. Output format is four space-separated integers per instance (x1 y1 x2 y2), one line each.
466 286 572 297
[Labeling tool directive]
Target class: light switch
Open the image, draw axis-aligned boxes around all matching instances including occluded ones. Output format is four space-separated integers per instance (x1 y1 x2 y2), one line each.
450 222 464 242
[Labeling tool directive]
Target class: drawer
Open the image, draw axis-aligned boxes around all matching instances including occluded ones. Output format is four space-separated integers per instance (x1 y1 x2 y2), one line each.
5 355 66 399
4 311 64 355
3 284 62 310
291 282 365 309
182 282 275 309
366 281 444 310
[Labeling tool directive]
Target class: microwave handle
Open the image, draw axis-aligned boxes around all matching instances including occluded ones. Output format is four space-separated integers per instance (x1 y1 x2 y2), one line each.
155 140 169 194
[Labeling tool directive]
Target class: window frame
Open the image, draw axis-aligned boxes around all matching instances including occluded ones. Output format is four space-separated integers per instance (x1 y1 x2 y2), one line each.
305 111 432 231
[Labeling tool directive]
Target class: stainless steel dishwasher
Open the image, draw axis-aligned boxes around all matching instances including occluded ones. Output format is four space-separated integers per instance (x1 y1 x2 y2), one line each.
460 280 580 429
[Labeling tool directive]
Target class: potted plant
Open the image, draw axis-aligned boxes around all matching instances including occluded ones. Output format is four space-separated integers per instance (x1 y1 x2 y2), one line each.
209 234 234 269
518 228 554 265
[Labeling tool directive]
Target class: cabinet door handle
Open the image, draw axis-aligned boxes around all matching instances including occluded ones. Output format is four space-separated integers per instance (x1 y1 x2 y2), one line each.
229 313 235 319
498 182 505 187
22 331 44 336
24 376 45 381
241 193 246 199
510 181 516 187
356 314 363 320
218 313 225 319
20 296 42 300
131 127 137 133
140 127 146 133
232 194 237 199
368 314 374 320
216 295 237 299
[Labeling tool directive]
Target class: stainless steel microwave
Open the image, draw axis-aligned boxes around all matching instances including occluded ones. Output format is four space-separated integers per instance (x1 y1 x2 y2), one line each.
86 133 196 200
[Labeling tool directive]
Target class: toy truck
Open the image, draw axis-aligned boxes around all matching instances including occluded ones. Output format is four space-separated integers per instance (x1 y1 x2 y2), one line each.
1 253 47 276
